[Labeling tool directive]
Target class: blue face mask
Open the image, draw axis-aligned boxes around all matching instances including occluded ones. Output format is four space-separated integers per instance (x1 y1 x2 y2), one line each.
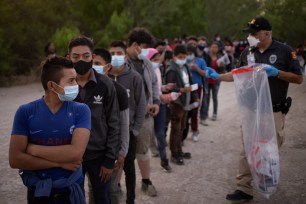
138 49 149 60
56 84 79 101
151 62 159 70
175 59 186 66
186 55 195 61
92 65 104 74
111 55 125 68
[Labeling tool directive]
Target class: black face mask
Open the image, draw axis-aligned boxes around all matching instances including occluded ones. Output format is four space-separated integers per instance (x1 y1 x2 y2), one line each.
74 60 92 75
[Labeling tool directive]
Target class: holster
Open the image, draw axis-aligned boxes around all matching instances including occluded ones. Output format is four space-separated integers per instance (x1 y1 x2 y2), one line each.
273 97 292 114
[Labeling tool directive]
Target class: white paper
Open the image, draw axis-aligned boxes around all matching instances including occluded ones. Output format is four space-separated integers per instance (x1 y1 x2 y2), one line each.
217 54 230 66
191 84 198 91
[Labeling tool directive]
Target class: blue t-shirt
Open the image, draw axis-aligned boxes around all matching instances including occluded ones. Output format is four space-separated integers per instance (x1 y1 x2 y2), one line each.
11 98 91 182
188 57 207 85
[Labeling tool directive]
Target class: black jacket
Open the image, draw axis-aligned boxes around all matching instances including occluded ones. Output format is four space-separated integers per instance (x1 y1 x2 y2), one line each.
75 70 120 169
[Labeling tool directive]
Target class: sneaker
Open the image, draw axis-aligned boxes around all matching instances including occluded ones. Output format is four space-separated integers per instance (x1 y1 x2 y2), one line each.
171 155 184 165
141 181 157 197
192 130 200 142
161 159 172 173
200 119 208 126
212 114 217 121
180 152 191 159
226 190 253 201
151 149 159 157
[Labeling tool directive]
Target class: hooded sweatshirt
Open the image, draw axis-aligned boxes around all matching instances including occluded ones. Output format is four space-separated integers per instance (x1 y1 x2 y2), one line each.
109 64 147 136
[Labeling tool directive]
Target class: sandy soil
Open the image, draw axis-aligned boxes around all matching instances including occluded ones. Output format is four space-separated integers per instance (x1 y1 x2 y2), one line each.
0 79 305 204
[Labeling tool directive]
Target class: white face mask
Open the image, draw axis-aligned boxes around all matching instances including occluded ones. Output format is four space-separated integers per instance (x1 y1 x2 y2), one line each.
138 49 149 60
111 55 125 68
247 35 260 47
151 62 159 70
54 84 79 101
92 65 104 74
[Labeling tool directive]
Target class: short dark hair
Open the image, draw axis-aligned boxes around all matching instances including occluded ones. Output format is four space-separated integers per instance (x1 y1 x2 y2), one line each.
187 36 198 43
164 50 173 61
41 57 74 90
93 48 112 64
44 42 54 56
211 41 220 47
198 36 207 41
109 40 127 54
127 27 154 47
174 45 187 56
154 39 166 48
68 36 94 53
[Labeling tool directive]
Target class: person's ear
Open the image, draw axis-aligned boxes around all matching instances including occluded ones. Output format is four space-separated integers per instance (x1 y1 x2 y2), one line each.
92 53 96 59
47 81 56 92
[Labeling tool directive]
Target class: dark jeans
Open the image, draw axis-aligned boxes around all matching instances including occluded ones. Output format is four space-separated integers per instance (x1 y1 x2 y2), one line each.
123 133 137 204
191 86 202 131
154 104 167 161
169 102 187 156
27 188 70 204
207 82 220 115
182 111 192 142
82 157 112 204
200 79 209 120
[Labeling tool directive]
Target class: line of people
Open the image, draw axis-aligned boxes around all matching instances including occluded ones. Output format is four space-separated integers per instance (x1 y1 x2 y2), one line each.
9 16 303 204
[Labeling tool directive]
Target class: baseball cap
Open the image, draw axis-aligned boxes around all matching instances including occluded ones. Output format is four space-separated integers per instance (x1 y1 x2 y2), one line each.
243 17 272 33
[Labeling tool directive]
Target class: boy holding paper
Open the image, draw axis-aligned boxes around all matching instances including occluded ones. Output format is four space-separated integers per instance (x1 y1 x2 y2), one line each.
165 45 199 165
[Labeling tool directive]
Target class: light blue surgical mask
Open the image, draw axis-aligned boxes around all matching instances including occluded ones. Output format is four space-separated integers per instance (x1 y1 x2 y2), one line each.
111 55 125 68
175 59 186 66
138 49 149 60
151 62 159 70
186 55 195 61
56 84 79 101
92 65 104 74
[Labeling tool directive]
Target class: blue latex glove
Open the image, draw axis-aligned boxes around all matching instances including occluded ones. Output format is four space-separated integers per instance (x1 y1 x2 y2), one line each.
263 65 279 77
206 67 220 80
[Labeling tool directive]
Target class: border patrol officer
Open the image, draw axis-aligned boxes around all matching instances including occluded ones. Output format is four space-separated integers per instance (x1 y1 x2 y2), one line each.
205 16 303 202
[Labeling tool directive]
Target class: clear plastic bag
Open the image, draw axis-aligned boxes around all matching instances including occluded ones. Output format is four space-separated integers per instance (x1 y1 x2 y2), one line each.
232 63 280 198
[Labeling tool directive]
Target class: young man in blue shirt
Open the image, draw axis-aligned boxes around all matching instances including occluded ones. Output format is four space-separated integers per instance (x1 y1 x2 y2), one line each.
9 57 91 204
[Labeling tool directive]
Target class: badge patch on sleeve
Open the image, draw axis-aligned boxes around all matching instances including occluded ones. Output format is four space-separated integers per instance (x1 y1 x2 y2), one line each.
291 51 297 60
269 54 277 64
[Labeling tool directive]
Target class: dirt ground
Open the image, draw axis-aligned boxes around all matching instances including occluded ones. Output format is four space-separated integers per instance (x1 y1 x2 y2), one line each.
0 79 305 204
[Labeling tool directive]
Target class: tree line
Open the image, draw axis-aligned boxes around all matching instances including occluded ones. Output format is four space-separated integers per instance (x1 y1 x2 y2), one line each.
0 0 305 79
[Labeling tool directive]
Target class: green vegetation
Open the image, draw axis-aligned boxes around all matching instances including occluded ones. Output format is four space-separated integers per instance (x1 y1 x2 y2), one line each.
0 0 305 79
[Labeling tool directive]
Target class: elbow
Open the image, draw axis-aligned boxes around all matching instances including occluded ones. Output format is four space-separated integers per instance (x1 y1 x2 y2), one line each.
9 157 19 169
71 150 84 161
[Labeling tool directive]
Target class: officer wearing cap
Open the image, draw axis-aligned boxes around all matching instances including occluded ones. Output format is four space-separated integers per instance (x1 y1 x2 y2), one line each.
205 16 303 201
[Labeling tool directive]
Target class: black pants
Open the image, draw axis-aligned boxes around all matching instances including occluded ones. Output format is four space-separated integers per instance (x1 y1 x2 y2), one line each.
27 188 70 204
123 133 137 204
82 157 112 204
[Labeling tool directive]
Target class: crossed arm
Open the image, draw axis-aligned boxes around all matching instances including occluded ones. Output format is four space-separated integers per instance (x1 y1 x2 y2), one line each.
9 128 90 171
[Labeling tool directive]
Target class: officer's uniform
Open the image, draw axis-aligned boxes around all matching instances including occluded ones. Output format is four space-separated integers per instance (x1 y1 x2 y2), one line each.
236 40 302 195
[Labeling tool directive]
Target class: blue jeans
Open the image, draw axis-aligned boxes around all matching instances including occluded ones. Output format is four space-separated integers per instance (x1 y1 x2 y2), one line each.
82 157 112 204
200 79 209 120
154 103 167 161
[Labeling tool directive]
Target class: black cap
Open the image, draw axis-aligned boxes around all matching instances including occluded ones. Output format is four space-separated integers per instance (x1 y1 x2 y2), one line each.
243 17 272 33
